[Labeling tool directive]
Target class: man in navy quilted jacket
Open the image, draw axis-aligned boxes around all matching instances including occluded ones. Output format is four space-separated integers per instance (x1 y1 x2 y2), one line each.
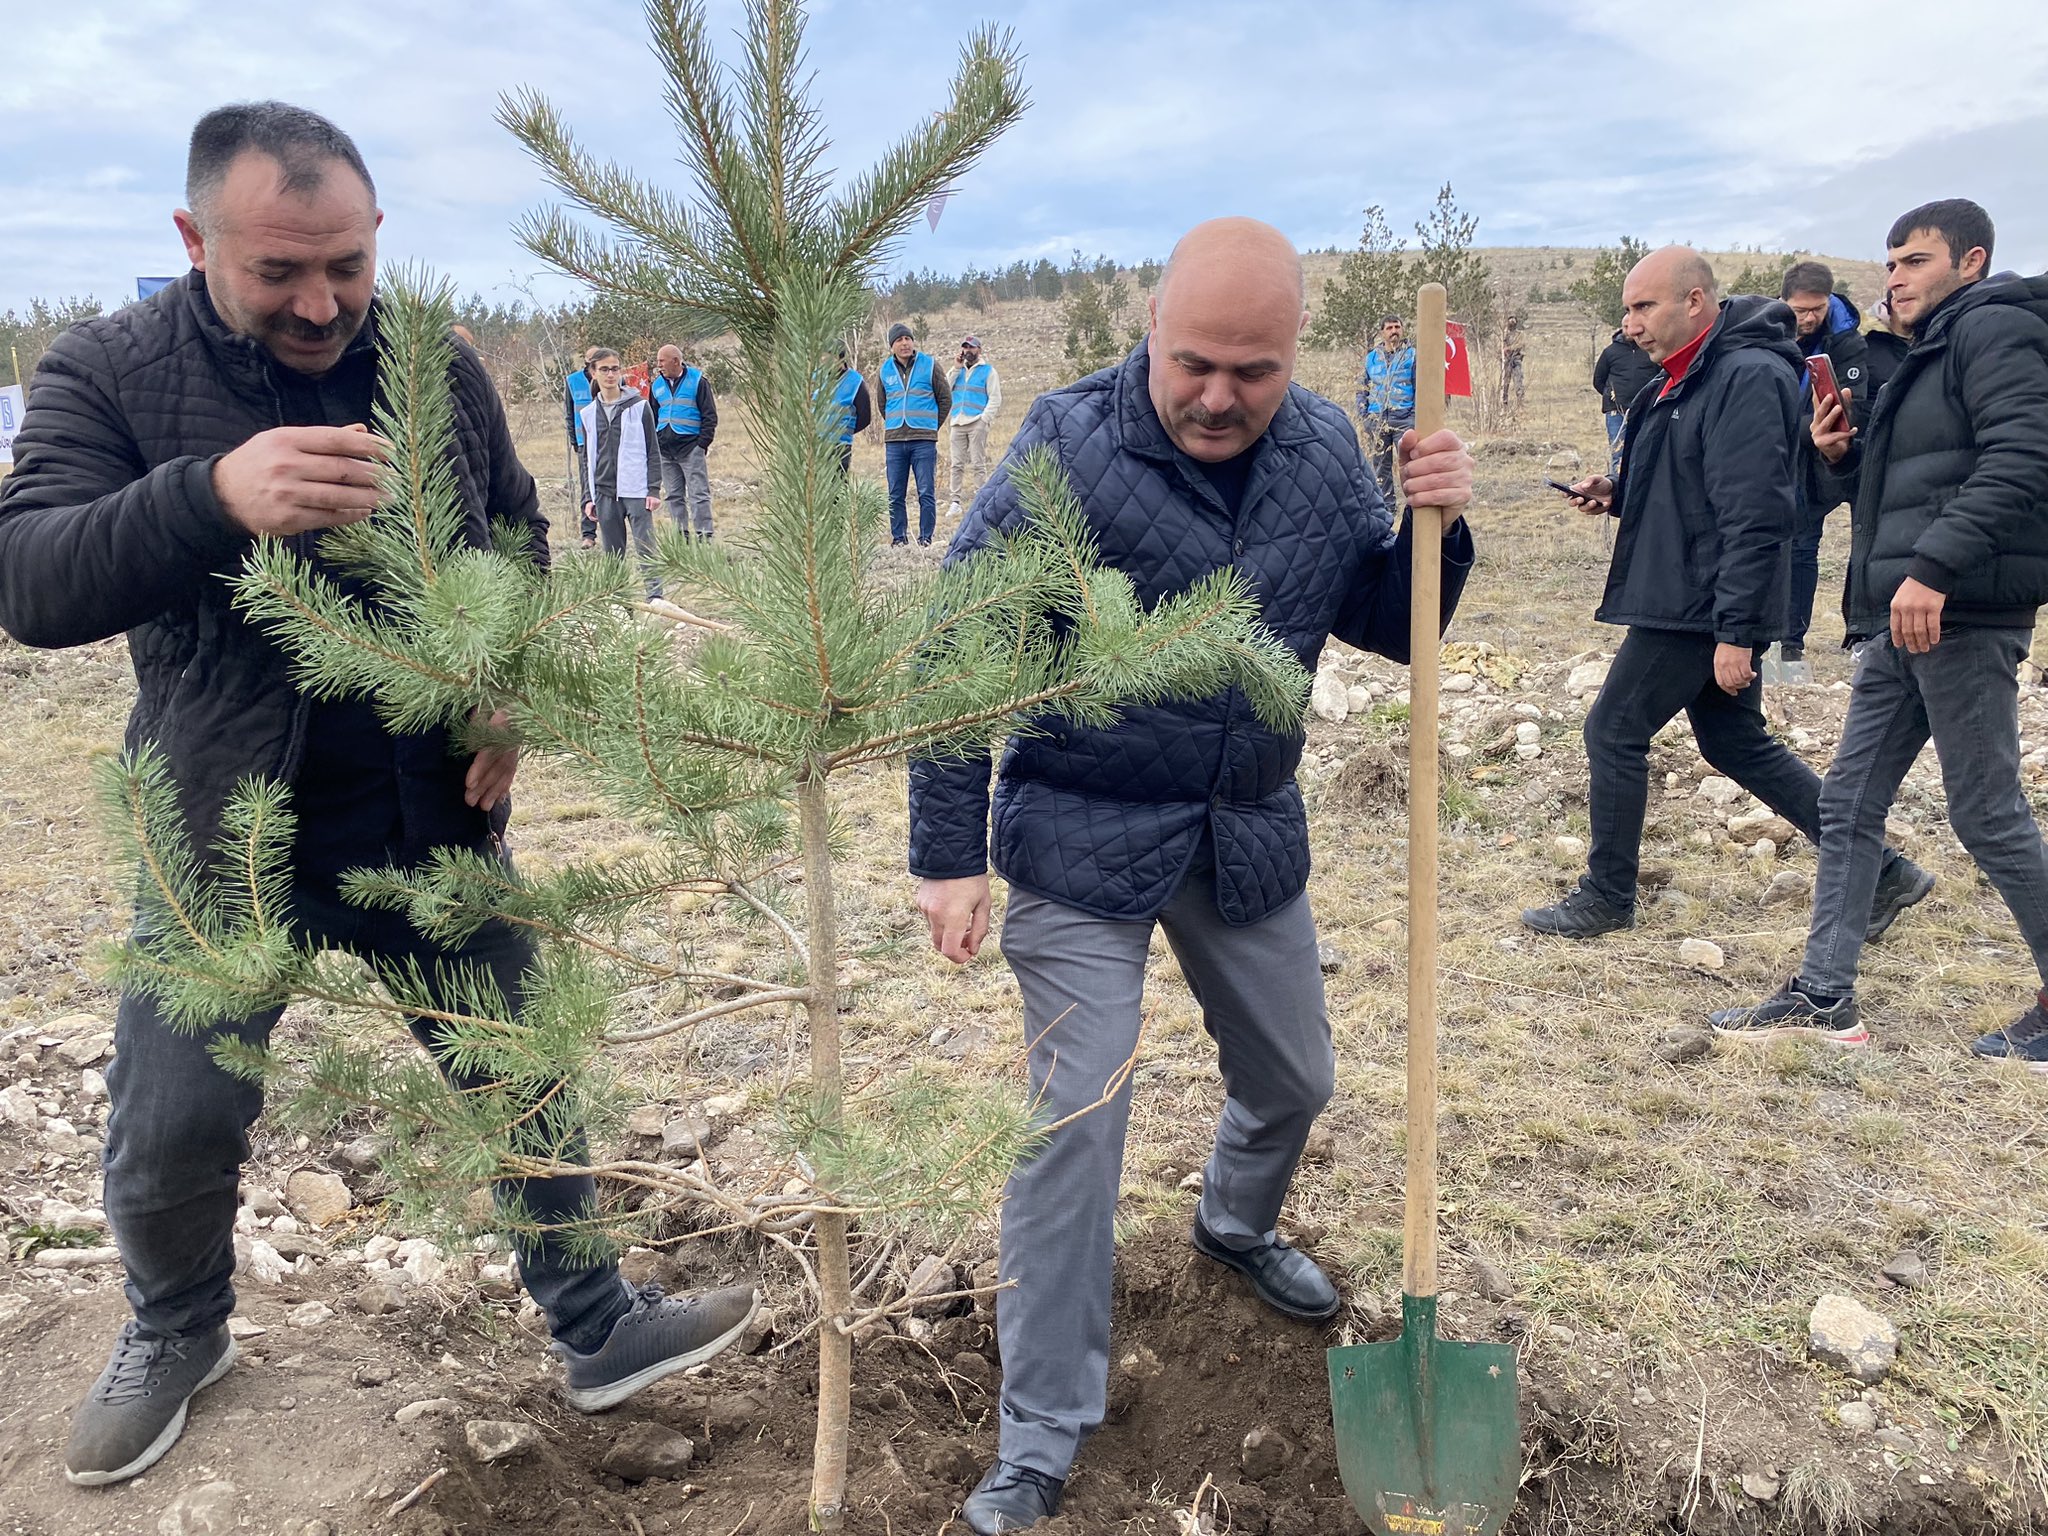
909 217 1476 1534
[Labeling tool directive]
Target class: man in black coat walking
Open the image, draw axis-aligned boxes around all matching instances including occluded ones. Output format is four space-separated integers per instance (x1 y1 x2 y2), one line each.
0 101 755 1490
1592 327 1659 471
1522 246 1931 940
1713 200 2048 1065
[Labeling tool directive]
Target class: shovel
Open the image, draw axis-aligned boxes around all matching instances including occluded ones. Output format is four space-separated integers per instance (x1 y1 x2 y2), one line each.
1327 283 1520 1536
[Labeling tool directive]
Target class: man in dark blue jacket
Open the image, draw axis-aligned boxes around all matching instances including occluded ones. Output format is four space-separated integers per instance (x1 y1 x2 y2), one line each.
0 101 755 1491
1714 201 2048 1064
909 217 1475 1535
1522 247 1930 940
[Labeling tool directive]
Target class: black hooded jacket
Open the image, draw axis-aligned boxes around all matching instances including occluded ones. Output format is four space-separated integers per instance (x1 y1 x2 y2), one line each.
1592 330 1660 415
1793 293 1873 510
1596 296 1805 645
1836 272 2048 638
0 271 548 865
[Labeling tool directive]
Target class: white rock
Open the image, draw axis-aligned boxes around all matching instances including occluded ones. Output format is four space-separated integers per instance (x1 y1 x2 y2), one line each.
227 1317 268 1340
1761 870 1812 907
29 1246 121 1269
1442 673 1477 694
702 1092 746 1117
284 1169 353 1229
1514 721 1542 747
0 1085 36 1129
1567 661 1609 696
1750 837 1779 861
78 1068 108 1102
624 1104 667 1138
1837 1400 1878 1434
1677 938 1725 971
1512 702 1543 719
1553 835 1585 859
1514 742 1542 761
1809 1294 1899 1384
1695 777 1743 806
1310 671 1350 723
1346 684 1372 713
288 1300 335 1328
363 1234 401 1263
157 1479 240 1536
245 1186 286 1219
1445 743 1472 761
396 1237 447 1286
1740 1469 1780 1503
394 1397 462 1425
242 1239 291 1285
466 1419 544 1463
55 1034 111 1068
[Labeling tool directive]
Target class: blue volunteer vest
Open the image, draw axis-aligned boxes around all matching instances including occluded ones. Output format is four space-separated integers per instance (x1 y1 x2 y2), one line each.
567 369 594 446
881 352 939 431
951 360 992 418
651 368 703 435
830 368 865 444
1363 346 1416 415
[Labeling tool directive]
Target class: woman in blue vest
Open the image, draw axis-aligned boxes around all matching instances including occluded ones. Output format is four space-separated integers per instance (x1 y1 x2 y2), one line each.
650 343 720 538
872 322 951 545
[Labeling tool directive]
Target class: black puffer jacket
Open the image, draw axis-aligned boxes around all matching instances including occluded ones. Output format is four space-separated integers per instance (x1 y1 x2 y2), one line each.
1596 296 1804 646
1838 272 2048 638
1592 330 1659 415
0 271 547 860
1794 294 1873 510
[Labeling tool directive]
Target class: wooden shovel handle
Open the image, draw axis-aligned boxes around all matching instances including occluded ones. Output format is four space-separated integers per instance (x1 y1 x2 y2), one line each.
1402 284 1447 1300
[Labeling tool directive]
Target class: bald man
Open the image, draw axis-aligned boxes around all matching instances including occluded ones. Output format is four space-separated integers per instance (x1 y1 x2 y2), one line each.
650 342 718 538
1522 247 1931 944
909 217 1476 1533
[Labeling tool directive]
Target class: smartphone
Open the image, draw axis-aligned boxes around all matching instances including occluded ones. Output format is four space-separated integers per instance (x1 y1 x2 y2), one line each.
1807 354 1844 420
1545 479 1582 498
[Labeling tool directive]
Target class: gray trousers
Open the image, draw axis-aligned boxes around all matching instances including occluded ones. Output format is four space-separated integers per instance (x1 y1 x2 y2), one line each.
1804 627 2048 994
659 437 713 537
593 493 662 599
948 417 989 504
994 862 1335 1477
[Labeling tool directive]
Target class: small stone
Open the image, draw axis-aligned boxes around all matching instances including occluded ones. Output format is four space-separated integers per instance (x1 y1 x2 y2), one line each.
337 1135 384 1173
1632 1386 1657 1406
226 1317 268 1340
906 1255 960 1315
625 1103 667 1138
29 1245 121 1269
661 1116 715 1155
1179 1169 1204 1191
738 1304 776 1354
1512 702 1543 719
56 1034 112 1068
1653 1029 1713 1064
1677 938 1724 971
1809 1294 1900 1384
363 1234 400 1263
1241 1426 1294 1481
949 1351 993 1393
1311 671 1350 723
78 1068 108 1101
1837 1400 1878 1434
465 1419 543 1463
241 1239 291 1285
1741 1469 1781 1503
1443 673 1477 694
1372 917 1401 935
354 1361 396 1387
1761 869 1812 907
287 1300 334 1329
1543 1324 1577 1347
1729 809 1798 844
602 1422 696 1482
245 1186 286 1219
0 1084 38 1129
1553 835 1585 859
354 1272 415 1316
284 1169 353 1229
1566 661 1609 696
1316 941 1347 975
395 1237 446 1286
394 1397 461 1425
1463 1250 1514 1301
1301 1125 1337 1166
1695 776 1743 806
1515 721 1541 747
1882 1251 1929 1289
156 1478 240 1535
1750 837 1779 861
702 1092 746 1118
1346 684 1372 714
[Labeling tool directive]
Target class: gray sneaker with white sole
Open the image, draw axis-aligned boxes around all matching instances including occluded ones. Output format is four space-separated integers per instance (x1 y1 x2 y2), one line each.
555 1283 760 1412
64 1321 237 1487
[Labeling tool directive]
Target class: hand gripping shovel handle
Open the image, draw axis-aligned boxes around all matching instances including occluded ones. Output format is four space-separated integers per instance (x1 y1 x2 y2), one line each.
1404 283 1448 1303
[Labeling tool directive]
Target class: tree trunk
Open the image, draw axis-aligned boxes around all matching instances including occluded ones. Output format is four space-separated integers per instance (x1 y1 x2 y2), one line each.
799 765 851 1531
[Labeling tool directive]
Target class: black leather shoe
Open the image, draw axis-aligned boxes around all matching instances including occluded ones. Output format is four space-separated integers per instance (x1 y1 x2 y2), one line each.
1191 1216 1340 1322
961 1459 1064 1534
1519 881 1634 937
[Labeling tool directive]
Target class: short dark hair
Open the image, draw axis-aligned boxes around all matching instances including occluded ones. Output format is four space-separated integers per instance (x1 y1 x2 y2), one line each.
1378 314 1403 328
589 348 621 365
1780 261 1836 300
186 102 376 230
1886 199 1994 267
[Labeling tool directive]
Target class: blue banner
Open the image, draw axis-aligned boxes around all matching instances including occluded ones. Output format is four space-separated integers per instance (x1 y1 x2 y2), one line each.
136 277 176 300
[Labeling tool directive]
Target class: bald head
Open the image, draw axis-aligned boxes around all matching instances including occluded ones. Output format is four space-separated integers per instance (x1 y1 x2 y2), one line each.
1621 245 1721 364
1146 218 1307 463
657 343 684 378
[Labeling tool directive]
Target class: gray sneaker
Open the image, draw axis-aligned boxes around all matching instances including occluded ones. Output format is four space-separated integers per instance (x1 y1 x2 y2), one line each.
64 1321 236 1487
554 1283 759 1412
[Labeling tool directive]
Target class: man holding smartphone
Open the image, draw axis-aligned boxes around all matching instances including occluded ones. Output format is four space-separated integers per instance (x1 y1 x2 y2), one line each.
1713 200 2048 1066
1522 246 1931 941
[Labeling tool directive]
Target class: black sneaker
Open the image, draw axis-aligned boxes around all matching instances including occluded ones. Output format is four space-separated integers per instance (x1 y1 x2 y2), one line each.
554 1283 759 1412
962 1459 1066 1534
1519 882 1635 937
1866 857 1935 942
1969 991 2048 1073
1709 977 1868 1046
64 1321 236 1487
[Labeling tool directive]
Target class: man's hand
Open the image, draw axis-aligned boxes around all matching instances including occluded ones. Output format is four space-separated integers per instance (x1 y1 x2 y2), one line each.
1812 387 1856 464
1395 427 1475 530
1713 642 1755 695
1890 576 1945 653
1566 475 1615 515
211 424 389 538
464 708 520 811
584 500 597 518
644 495 661 513
917 874 992 964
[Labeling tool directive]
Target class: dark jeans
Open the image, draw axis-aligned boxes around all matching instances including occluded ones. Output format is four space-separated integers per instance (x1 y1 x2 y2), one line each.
1784 489 1832 650
886 438 938 543
1803 628 2048 995
102 875 629 1350
1364 408 1414 505
1584 627 1830 910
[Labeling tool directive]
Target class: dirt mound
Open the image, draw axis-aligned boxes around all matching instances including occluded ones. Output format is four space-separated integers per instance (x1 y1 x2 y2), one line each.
1321 743 1407 816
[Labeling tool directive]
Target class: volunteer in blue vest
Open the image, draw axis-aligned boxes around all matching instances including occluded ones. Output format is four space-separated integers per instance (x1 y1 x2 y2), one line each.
827 345 871 478
873 322 951 546
651 342 720 539
579 349 664 600
946 335 1002 519
1356 314 1416 504
565 346 601 548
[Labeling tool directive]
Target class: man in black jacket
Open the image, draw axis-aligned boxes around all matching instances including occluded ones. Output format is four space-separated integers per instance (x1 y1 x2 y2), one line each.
1522 246 1930 939
1775 261 1874 680
1592 327 1658 471
1713 200 2048 1066
0 101 755 1490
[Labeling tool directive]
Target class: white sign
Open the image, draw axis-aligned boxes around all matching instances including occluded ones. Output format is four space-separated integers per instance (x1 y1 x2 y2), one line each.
0 385 21 466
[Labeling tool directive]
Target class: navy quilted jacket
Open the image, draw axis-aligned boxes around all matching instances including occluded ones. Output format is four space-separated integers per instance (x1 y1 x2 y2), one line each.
908 343 1474 925
0 272 547 864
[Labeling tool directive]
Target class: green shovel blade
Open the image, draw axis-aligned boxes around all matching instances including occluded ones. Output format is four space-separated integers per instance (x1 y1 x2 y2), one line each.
1327 1295 1520 1536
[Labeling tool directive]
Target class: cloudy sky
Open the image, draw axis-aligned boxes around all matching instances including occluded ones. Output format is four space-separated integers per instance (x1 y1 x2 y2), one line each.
3 0 2045 313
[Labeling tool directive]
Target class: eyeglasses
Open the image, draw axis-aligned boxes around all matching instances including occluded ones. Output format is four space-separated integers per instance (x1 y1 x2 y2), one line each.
595 365 622 374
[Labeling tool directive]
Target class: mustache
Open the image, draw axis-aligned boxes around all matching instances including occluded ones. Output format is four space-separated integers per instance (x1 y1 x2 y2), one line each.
1182 403 1248 431
269 310 360 345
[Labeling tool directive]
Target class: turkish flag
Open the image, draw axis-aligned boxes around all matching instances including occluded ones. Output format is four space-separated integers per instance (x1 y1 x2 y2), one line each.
1444 321 1472 398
